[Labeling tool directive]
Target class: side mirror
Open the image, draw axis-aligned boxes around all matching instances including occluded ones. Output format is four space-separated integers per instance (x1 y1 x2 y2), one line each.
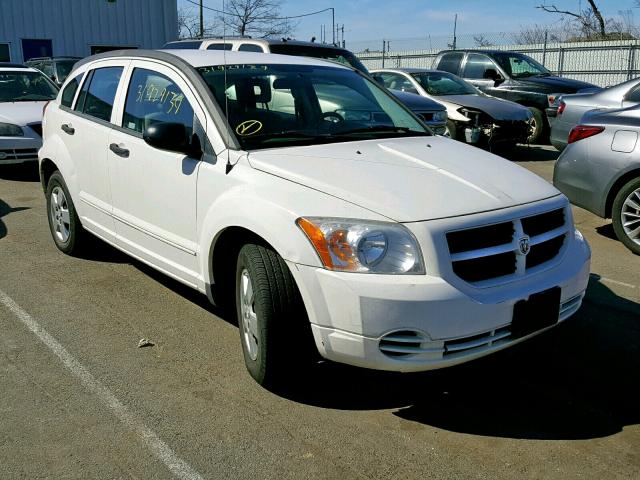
371 74 385 86
143 122 202 159
483 68 503 84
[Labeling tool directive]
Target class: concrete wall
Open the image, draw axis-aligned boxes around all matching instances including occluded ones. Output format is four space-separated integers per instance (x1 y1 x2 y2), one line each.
0 0 178 61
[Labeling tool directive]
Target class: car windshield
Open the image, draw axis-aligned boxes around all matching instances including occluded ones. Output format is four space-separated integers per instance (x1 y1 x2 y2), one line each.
0 71 58 102
268 44 370 74
55 61 76 82
493 53 551 78
411 71 477 96
197 64 430 150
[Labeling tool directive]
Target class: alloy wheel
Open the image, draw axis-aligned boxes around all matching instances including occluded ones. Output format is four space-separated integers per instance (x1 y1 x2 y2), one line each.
50 186 71 243
240 269 259 361
621 187 640 246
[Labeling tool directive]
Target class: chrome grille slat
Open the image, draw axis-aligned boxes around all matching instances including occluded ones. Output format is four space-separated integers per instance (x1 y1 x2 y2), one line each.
445 329 511 352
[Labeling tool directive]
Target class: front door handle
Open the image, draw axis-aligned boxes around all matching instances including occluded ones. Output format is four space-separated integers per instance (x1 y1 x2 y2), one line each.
109 143 130 158
61 124 75 135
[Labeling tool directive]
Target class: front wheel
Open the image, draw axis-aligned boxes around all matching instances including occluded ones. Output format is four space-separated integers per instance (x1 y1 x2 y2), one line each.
235 243 312 386
45 171 86 255
612 177 640 255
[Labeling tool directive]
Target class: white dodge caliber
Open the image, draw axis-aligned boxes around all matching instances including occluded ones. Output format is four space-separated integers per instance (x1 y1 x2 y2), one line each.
39 50 591 386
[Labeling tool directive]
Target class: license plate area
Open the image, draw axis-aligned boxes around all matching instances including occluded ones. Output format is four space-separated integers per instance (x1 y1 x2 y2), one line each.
511 287 561 339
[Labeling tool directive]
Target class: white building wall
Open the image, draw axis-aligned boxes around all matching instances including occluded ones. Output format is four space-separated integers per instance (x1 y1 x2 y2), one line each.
0 0 178 61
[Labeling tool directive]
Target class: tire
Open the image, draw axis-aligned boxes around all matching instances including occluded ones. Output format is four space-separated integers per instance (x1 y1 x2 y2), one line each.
612 177 640 255
526 107 546 145
445 120 458 140
235 243 312 387
45 171 86 255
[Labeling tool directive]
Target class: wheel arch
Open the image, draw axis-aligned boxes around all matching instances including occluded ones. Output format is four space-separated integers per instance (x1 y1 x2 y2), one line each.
39 158 59 191
605 167 640 218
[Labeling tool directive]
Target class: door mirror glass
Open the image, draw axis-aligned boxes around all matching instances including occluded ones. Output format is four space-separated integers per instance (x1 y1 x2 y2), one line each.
143 122 202 158
483 68 500 80
371 74 385 86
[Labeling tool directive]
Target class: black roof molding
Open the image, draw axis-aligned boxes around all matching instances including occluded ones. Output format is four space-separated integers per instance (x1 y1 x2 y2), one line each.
74 49 240 150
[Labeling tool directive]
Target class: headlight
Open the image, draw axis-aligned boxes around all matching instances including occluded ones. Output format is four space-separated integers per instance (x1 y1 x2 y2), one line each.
0 123 24 137
297 217 425 274
433 111 447 122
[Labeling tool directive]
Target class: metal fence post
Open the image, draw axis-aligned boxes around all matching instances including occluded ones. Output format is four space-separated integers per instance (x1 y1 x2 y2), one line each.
557 47 564 76
542 30 548 67
628 42 636 81
382 40 386 68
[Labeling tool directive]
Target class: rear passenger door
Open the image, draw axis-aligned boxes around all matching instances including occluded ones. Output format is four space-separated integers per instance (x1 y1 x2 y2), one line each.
435 52 464 75
462 53 499 92
61 61 127 241
107 62 206 286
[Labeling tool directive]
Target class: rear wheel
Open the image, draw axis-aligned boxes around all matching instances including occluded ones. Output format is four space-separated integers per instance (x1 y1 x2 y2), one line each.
235 243 313 387
46 171 86 255
526 107 546 144
612 177 640 255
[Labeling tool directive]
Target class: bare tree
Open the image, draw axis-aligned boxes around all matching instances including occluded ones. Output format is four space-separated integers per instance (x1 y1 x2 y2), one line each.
513 24 564 44
537 1 611 39
220 0 296 38
473 34 493 47
178 7 200 39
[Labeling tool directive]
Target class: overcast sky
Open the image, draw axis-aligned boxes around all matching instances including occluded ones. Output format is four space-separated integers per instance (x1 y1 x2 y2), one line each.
178 0 640 42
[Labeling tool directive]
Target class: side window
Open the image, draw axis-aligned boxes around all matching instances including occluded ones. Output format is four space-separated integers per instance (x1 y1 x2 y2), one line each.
41 63 55 78
379 73 417 93
207 43 232 51
77 67 123 122
238 44 264 52
61 74 82 108
437 52 464 74
463 54 497 79
625 86 640 103
122 68 194 138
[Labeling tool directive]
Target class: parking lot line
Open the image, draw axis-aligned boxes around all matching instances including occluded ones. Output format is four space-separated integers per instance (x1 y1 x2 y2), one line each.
0 289 205 480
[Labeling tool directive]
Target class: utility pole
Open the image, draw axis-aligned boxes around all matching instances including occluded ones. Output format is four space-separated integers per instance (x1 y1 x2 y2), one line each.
452 13 457 50
341 24 345 47
199 0 204 39
331 7 335 45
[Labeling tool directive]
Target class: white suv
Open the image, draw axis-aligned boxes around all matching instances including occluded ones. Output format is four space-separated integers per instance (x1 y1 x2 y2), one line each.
39 49 591 387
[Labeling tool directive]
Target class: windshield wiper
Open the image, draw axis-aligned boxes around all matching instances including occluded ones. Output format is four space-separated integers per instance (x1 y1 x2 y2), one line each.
334 126 431 137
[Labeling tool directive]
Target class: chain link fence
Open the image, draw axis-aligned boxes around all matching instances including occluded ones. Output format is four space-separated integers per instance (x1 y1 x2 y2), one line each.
349 30 640 87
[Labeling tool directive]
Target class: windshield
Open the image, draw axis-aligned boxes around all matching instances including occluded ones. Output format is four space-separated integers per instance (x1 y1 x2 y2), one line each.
411 71 478 96
197 64 429 150
493 53 551 78
268 44 370 74
55 61 76 83
0 71 58 102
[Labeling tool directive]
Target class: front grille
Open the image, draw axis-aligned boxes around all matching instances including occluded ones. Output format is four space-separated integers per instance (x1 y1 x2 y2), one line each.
0 148 39 161
446 207 568 285
28 122 42 137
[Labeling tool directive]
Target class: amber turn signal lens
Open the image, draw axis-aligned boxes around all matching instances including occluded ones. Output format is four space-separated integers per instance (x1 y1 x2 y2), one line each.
296 217 334 268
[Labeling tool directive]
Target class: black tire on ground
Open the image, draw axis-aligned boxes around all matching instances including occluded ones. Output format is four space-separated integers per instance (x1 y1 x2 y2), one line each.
235 243 313 386
45 171 86 255
445 120 458 140
526 107 546 144
612 177 640 255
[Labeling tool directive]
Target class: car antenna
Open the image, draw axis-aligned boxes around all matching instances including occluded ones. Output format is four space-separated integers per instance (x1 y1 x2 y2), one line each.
222 0 234 174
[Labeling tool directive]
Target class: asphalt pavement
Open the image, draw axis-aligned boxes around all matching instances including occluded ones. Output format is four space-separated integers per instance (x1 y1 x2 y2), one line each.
0 146 638 479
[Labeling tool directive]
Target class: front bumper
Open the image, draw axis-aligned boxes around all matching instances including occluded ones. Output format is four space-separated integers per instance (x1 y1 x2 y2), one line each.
288 229 591 372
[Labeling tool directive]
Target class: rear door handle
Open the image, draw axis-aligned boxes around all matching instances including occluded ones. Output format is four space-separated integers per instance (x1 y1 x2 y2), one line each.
61 124 74 135
109 143 130 158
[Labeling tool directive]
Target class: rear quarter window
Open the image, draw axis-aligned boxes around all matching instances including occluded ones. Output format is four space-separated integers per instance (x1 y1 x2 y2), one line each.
61 74 82 108
436 52 464 74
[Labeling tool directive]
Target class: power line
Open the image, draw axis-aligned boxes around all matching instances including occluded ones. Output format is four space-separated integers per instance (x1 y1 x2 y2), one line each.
183 0 334 21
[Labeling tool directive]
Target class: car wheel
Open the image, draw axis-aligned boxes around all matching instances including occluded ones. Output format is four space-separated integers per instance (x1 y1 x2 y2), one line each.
526 107 546 144
46 171 86 255
445 120 458 140
235 243 312 387
612 177 640 255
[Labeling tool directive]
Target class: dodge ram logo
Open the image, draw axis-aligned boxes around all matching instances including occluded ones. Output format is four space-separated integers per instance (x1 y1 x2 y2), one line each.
519 236 531 256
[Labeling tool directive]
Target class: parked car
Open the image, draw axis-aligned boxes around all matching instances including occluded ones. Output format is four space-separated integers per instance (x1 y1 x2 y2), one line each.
433 50 598 143
550 77 640 151
372 68 532 148
40 49 590 386
554 105 640 254
164 38 448 133
0 63 58 165
25 56 81 86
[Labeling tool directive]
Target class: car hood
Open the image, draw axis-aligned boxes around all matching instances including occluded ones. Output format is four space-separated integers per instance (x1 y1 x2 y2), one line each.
0 101 47 126
438 94 531 121
247 136 560 222
391 90 446 111
517 76 597 93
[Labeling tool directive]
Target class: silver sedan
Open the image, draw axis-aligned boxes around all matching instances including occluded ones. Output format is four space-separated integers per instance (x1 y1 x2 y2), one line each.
554 105 640 254
550 77 640 151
